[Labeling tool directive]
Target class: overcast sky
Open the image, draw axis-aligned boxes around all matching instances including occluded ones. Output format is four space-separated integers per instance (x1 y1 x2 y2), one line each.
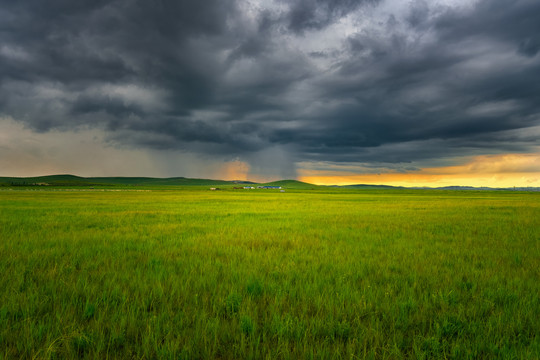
1 0 539 185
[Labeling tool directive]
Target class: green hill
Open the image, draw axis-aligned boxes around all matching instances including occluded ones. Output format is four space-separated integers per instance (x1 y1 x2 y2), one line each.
0 174 98 186
259 180 318 189
87 177 232 186
0 175 233 187
0 175 319 188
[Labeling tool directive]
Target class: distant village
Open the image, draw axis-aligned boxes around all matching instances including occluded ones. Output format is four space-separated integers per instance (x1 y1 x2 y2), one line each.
210 186 283 191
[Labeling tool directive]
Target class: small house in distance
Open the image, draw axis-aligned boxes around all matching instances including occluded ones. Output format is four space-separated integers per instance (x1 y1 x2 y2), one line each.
257 186 282 189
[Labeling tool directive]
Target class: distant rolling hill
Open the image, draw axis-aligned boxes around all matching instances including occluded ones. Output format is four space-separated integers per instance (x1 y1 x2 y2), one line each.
0 175 315 188
259 180 318 189
88 177 233 186
0 175 234 187
4 175 534 191
0 174 95 186
341 184 402 189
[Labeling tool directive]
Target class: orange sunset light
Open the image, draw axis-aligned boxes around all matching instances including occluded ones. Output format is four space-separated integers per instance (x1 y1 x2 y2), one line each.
298 154 540 188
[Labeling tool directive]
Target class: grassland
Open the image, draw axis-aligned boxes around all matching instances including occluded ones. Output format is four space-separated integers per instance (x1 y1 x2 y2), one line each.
0 187 539 359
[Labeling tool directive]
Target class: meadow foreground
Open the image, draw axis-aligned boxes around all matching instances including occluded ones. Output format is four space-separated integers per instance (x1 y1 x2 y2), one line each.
0 188 539 359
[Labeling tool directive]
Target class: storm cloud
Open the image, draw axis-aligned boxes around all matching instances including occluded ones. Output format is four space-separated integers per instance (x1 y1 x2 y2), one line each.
1 0 539 178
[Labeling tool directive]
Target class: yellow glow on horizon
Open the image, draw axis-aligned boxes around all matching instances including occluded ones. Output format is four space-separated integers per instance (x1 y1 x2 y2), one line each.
298 154 540 187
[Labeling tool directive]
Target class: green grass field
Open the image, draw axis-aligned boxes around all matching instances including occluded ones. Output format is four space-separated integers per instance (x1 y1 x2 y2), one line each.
1 188 539 359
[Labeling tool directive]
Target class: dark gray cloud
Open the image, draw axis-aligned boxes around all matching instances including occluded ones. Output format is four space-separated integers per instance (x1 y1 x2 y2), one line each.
435 0 540 57
285 0 380 33
0 0 539 176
